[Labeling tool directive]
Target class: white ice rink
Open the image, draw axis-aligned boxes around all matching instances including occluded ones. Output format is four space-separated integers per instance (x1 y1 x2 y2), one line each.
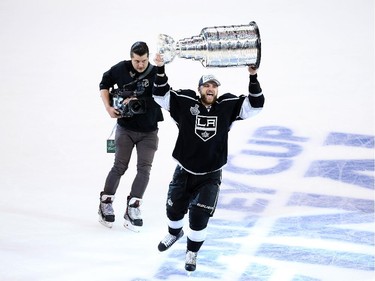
0 0 374 280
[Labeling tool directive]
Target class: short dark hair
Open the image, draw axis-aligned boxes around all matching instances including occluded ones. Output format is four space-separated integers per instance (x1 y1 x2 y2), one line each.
130 41 149 57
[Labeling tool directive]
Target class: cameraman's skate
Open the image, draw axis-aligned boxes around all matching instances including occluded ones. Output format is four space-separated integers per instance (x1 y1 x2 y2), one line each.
124 196 143 232
98 192 115 228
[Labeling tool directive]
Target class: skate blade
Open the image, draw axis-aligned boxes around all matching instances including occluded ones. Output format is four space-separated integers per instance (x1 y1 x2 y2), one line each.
123 221 141 233
99 216 113 228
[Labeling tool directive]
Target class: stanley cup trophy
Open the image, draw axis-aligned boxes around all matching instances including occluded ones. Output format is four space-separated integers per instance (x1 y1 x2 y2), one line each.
157 21 261 68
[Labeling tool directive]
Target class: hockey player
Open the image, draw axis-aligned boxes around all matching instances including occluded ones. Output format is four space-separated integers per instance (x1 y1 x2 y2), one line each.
98 42 163 231
152 53 264 271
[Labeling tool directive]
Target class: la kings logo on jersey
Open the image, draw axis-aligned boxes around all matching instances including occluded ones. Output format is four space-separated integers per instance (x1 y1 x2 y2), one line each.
195 115 217 141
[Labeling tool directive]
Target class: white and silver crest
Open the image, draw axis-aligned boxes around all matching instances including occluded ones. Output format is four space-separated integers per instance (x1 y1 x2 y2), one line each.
195 115 217 141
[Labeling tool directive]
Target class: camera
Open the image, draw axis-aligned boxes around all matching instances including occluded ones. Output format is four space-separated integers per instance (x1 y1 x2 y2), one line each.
110 88 146 118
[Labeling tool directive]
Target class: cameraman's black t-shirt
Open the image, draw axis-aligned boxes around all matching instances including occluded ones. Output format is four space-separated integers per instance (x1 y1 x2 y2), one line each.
99 60 163 132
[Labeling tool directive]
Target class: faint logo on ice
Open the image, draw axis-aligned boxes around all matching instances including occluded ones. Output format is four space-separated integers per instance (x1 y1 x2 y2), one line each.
153 126 374 280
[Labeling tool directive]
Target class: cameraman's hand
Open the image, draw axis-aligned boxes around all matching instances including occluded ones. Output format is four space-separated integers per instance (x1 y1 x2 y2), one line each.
154 53 164 67
106 106 121 118
123 97 138 104
101 89 121 118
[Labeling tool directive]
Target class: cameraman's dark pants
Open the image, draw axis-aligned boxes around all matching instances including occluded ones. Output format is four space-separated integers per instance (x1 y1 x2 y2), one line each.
103 125 159 199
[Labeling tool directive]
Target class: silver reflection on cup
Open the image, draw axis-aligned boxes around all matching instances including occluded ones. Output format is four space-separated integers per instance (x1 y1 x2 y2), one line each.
157 21 261 68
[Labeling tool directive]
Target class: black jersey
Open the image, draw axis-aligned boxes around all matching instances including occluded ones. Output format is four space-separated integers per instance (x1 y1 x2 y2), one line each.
153 68 264 174
99 60 163 132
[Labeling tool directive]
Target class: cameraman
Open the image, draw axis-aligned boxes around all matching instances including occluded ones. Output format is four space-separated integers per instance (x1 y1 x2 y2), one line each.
98 41 164 231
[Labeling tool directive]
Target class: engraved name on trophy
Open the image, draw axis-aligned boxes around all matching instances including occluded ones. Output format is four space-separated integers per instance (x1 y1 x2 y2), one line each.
157 21 261 68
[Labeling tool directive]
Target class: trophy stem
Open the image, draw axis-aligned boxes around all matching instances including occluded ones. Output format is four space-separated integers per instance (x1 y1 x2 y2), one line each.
176 35 207 61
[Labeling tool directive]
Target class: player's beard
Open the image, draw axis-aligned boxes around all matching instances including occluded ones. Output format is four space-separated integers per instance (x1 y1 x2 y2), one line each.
201 93 217 106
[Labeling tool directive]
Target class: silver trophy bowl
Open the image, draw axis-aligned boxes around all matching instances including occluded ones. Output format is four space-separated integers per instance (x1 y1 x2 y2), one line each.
157 21 261 68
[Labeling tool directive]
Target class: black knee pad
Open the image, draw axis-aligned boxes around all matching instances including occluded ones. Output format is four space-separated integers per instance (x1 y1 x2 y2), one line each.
166 205 186 221
167 212 185 222
189 207 210 231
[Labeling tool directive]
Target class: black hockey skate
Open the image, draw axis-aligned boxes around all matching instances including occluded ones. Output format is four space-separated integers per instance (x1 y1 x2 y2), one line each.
185 250 197 272
158 229 184 251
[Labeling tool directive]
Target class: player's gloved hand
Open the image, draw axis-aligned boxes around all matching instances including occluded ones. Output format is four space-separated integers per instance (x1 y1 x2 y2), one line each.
154 53 164 67
248 64 258 75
